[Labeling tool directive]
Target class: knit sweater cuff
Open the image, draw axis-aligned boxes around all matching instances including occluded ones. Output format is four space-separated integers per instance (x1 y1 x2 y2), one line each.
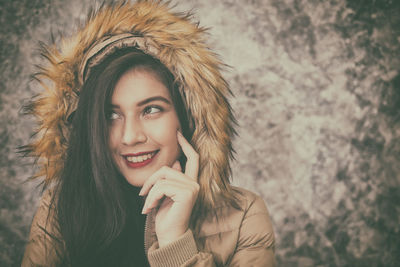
147 229 198 267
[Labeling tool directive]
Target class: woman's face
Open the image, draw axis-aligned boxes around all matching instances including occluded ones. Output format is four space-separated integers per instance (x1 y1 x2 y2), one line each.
108 68 181 187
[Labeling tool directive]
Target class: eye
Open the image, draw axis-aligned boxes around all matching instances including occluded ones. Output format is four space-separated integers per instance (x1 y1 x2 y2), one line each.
143 105 163 116
108 111 121 120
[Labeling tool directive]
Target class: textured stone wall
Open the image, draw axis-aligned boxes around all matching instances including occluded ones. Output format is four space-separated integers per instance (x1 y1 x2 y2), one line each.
1 0 399 266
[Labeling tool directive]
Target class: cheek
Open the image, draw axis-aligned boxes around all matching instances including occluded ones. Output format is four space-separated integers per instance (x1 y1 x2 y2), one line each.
108 124 120 152
147 114 180 149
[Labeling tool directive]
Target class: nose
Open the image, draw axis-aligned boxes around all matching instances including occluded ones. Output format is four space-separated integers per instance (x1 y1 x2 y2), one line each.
121 119 147 146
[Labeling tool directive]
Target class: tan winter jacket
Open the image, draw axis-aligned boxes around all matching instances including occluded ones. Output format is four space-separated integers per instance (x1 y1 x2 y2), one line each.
22 186 275 266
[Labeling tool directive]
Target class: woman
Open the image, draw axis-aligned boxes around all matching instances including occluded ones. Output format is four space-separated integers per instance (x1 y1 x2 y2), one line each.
22 1 275 266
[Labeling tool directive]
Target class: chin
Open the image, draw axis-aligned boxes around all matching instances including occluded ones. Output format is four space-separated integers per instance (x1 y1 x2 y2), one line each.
122 173 148 187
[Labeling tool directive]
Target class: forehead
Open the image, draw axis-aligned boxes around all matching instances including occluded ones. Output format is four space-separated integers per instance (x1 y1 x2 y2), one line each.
111 69 171 104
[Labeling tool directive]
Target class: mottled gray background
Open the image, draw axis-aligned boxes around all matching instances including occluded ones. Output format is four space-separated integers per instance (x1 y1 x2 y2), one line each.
1 0 399 266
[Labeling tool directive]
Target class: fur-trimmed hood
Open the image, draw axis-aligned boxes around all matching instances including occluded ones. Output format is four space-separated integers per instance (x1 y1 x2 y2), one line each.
25 0 237 211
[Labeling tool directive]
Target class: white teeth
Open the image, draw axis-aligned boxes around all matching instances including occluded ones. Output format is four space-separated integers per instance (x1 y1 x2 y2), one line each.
126 152 155 163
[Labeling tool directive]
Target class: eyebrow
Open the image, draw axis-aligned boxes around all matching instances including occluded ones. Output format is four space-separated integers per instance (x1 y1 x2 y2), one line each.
137 96 172 106
110 96 172 108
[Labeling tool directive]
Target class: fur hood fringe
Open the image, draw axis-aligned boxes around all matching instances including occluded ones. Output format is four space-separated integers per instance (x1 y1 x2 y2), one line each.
24 0 238 216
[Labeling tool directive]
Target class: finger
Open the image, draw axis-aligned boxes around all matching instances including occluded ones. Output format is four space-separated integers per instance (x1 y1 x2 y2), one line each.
139 166 169 196
140 167 171 196
143 177 198 213
172 161 182 171
143 180 176 213
177 131 199 180
142 179 188 214
139 166 188 196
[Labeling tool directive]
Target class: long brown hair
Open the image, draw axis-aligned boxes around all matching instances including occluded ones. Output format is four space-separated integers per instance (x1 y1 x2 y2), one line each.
55 47 191 266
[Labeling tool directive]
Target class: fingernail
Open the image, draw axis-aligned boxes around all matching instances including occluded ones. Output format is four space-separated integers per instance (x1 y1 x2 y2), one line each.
139 189 143 196
141 205 147 214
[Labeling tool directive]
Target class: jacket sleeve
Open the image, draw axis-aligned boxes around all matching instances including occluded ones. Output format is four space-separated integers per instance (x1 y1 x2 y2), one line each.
147 194 275 267
21 190 63 267
147 230 215 267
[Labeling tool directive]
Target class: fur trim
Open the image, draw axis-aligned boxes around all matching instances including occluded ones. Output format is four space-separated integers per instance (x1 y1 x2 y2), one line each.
25 0 237 213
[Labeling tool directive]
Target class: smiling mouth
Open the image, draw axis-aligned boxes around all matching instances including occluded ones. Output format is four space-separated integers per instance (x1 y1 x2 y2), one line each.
123 150 159 168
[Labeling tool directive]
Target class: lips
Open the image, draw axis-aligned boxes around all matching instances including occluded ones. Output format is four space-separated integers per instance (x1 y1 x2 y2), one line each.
123 150 159 168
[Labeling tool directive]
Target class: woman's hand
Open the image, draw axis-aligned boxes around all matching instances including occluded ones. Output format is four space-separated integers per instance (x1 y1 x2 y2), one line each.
139 131 199 247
